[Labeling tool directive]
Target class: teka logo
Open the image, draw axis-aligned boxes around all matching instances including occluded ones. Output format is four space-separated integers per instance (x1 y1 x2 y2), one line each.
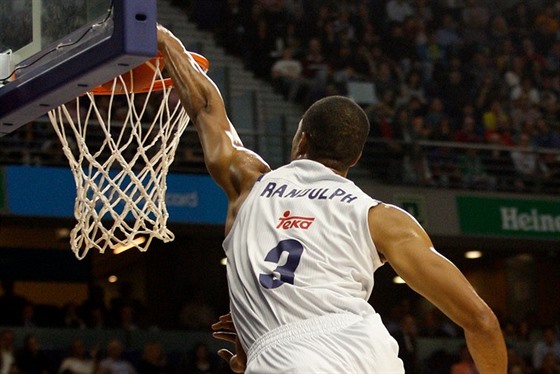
276 210 315 230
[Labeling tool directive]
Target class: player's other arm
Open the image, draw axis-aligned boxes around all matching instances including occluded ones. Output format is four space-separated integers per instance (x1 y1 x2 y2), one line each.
369 203 507 374
157 25 269 199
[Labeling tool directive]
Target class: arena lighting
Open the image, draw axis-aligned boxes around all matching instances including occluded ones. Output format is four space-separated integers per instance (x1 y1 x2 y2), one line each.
393 276 406 284
220 257 227 266
465 251 483 259
112 236 147 254
108 275 118 283
55 227 70 240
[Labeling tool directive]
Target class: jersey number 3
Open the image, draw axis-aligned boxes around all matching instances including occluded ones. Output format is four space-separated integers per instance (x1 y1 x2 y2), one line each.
259 239 304 289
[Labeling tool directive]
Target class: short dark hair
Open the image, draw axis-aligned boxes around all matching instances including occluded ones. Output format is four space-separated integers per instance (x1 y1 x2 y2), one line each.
301 95 370 169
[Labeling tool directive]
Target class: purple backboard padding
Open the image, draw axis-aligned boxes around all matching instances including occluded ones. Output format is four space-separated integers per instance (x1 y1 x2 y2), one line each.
0 0 157 136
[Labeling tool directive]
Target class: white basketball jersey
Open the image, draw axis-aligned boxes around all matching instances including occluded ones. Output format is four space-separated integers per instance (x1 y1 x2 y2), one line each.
223 159 385 352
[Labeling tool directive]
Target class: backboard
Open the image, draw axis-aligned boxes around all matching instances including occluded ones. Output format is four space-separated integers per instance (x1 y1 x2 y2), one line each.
0 0 158 136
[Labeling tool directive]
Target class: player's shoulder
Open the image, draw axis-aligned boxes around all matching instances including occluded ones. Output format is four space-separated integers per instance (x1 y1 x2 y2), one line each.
369 203 419 228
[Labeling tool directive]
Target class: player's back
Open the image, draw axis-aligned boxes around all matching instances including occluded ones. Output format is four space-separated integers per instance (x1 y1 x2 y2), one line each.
223 159 385 350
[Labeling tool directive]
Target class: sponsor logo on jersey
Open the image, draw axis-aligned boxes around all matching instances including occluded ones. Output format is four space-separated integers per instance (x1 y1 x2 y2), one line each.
276 210 314 230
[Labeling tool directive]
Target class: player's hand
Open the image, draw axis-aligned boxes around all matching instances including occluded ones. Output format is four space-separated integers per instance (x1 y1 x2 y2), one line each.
212 312 247 373
156 23 174 51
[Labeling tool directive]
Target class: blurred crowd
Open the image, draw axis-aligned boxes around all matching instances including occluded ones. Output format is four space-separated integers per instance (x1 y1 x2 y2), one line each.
185 0 560 193
0 329 227 374
1 0 560 194
0 279 227 373
383 299 560 374
2 278 560 373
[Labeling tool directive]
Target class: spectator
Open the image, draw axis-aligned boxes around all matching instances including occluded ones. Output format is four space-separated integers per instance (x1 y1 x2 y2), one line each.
179 289 216 331
536 352 560 374
488 15 510 52
506 2 534 44
511 76 541 105
454 116 483 144
62 302 86 329
428 145 462 188
0 330 16 374
14 335 52 374
435 13 462 54
137 342 172 374
373 61 400 98
301 37 328 80
495 39 517 74
541 99 560 133
385 0 414 24
441 69 472 121
0 279 28 326
85 307 107 330
215 0 249 56
97 339 136 374
414 0 435 25
396 70 427 108
534 118 560 149
450 344 478 374
533 5 559 55
482 99 509 135
383 21 415 66
417 30 448 81
430 116 455 142
271 46 305 101
504 56 527 94
533 326 560 371
21 302 38 328
510 132 550 191
520 37 547 72
58 339 98 374
115 305 139 331
109 282 144 328
179 342 220 374
546 41 560 72
391 313 419 373
460 0 490 47
507 345 532 374
459 148 496 190
245 16 276 79
475 74 502 114
424 97 446 130
419 308 459 338
79 284 108 329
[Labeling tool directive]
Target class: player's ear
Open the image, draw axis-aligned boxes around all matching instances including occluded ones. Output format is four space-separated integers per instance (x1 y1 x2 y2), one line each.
350 151 362 167
297 131 310 156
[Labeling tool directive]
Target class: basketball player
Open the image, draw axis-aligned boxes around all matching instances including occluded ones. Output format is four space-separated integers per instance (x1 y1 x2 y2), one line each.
157 25 507 373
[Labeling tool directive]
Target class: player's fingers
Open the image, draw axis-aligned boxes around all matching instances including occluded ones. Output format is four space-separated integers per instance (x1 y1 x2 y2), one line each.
230 355 247 373
217 348 233 362
212 320 235 331
212 313 234 330
212 331 237 343
218 312 232 321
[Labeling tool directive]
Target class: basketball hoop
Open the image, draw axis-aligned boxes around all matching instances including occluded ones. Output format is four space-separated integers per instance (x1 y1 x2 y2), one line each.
48 52 209 259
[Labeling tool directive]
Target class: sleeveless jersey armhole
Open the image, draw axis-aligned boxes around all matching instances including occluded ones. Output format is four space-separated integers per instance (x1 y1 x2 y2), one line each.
364 201 384 270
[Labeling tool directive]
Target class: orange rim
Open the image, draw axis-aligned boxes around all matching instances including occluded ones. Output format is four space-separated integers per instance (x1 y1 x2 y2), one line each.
89 51 209 95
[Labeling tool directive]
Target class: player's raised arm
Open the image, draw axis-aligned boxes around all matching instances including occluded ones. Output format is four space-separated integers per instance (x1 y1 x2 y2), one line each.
156 25 269 200
369 203 507 374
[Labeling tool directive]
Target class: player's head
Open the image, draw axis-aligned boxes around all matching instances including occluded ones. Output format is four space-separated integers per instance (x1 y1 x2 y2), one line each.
291 95 370 171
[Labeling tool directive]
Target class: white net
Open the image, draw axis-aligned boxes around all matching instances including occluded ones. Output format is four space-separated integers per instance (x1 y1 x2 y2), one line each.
48 58 190 259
